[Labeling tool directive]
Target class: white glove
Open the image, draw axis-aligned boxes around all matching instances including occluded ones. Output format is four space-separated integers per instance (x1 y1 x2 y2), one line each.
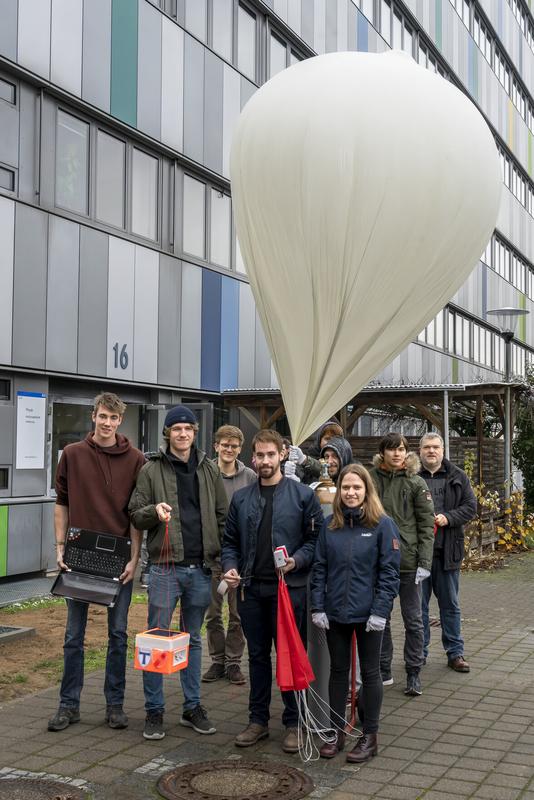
289 445 306 465
312 612 329 630
284 461 300 481
415 567 431 585
366 614 387 632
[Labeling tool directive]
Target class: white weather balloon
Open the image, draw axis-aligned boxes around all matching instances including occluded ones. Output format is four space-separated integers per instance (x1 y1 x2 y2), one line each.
231 50 502 445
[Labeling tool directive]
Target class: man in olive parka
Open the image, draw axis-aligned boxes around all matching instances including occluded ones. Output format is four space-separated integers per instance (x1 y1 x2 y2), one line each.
369 432 434 697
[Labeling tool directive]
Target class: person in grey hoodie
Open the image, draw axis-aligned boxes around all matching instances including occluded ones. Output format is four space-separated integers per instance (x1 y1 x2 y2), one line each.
320 435 354 482
202 425 256 686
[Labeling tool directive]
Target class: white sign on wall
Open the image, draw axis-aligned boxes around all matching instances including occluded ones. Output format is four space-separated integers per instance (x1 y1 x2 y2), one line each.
16 391 47 470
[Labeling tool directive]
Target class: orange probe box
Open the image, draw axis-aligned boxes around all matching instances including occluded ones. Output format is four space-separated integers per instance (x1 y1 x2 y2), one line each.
134 628 190 674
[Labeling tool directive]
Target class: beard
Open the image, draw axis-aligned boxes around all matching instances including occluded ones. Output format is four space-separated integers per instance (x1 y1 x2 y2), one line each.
258 464 276 478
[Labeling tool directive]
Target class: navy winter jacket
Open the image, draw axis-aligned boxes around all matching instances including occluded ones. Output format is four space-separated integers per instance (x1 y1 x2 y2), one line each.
310 509 401 623
221 477 324 587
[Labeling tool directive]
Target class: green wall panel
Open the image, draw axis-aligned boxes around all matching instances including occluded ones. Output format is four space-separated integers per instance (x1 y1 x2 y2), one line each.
452 357 459 384
111 0 138 127
0 506 7 577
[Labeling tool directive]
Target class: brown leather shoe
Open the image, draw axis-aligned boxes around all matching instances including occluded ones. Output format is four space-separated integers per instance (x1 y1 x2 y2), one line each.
282 727 299 753
320 731 346 759
448 655 470 673
346 733 378 763
235 723 269 747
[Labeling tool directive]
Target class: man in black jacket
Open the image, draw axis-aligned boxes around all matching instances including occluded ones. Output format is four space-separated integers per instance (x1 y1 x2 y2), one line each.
222 429 323 753
419 433 476 673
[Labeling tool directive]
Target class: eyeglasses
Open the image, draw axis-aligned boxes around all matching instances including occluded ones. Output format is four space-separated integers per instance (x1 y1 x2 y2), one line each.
219 442 240 450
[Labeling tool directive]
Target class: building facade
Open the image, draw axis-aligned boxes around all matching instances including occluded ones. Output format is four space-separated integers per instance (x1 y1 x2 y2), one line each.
0 0 532 578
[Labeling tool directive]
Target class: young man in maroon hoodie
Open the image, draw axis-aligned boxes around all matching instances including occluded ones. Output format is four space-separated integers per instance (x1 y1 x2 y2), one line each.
48 392 145 732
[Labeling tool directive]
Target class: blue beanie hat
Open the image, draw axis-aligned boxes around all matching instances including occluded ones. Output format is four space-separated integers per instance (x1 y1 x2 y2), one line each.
163 405 197 431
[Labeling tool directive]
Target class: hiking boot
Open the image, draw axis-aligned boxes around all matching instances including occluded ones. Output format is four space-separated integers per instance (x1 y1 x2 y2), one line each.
235 723 269 747
448 655 470 673
320 730 346 759
202 663 226 682
180 705 216 735
143 711 165 740
404 673 422 696
226 665 246 685
47 706 80 732
282 727 299 754
105 705 128 729
346 733 378 763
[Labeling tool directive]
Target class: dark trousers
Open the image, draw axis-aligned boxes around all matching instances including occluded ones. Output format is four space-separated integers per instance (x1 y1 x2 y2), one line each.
237 580 307 728
380 571 424 675
326 621 383 735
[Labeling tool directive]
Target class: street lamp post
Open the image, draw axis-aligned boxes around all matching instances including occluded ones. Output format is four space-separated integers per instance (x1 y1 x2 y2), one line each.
487 307 529 501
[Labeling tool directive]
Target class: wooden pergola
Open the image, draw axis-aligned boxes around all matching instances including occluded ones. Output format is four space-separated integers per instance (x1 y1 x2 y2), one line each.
223 382 525 485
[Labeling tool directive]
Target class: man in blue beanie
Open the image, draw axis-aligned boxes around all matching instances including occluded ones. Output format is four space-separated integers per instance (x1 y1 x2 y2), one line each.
129 405 228 740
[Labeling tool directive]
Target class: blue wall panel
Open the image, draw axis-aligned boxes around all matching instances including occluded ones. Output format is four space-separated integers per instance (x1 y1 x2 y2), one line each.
201 269 221 391
220 276 239 390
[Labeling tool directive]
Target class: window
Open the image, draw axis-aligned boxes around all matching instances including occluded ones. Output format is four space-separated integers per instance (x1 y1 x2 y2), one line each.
449 0 470 28
357 0 374 23
55 110 89 215
185 0 207 42
210 189 231 267
392 11 402 49
96 131 125 229
212 0 233 61
131 149 158 240
473 12 491 64
0 166 14 192
237 4 257 81
380 0 391 44
0 379 10 401
270 33 287 78
0 468 8 492
183 175 206 258
0 77 15 104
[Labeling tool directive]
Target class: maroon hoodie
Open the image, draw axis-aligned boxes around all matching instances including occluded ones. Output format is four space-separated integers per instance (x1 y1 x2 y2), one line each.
56 433 145 537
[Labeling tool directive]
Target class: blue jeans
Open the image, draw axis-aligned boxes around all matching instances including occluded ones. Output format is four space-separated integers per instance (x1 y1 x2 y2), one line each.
422 556 464 659
143 564 211 713
59 580 133 708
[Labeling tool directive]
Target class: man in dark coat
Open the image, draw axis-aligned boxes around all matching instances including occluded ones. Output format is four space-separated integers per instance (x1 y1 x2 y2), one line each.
419 433 477 673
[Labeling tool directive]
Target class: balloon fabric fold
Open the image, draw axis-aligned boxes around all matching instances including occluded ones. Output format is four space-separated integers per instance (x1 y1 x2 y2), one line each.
276 577 315 693
230 50 502 444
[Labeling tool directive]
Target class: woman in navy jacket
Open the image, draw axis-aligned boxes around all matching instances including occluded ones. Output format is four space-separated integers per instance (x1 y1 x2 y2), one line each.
310 463 400 762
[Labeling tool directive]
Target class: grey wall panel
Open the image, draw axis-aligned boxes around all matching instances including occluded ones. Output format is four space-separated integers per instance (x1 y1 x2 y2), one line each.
12 204 47 369
240 76 256 110
203 50 223 174
158 254 182 386
0 406 14 463
46 216 79 373
301 0 314 48
0 101 19 168
137 0 162 140
107 237 134 381
0 196 14 366
78 226 108 376
238 282 255 388
11 373 48 497
180 261 202 389
18 84 38 203
18 0 51 80
41 501 55 571
0 0 17 60
7 504 41 574
82 0 111 113
222 64 240 178
133 245 159 384
254 313 271 388
183 34 205 163
50 0 82 96
161 15 184 152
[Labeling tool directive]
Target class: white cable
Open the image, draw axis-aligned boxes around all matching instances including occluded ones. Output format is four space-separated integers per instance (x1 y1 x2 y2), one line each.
293 689 363 763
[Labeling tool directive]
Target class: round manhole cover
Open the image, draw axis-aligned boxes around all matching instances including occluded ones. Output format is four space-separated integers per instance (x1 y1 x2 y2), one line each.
0 779 86 800
157 760 314 800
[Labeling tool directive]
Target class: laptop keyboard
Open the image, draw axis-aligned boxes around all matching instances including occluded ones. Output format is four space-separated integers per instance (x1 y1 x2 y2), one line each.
66 547 124 577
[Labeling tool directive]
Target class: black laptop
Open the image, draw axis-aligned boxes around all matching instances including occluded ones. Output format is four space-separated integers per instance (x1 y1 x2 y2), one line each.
51 528 131 607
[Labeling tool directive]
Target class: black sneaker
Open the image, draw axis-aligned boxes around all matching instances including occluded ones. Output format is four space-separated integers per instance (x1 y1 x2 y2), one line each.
105 705 128 729
180 705 216 735
202 663 225 682
47 706 80 732
143 711 165 740
404 673 422 696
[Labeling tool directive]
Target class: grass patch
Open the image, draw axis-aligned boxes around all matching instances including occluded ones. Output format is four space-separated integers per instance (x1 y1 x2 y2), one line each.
0 596 62 614
0 673 28 686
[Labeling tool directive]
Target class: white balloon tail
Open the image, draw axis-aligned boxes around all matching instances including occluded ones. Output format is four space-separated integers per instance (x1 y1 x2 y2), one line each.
294 688 362 763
